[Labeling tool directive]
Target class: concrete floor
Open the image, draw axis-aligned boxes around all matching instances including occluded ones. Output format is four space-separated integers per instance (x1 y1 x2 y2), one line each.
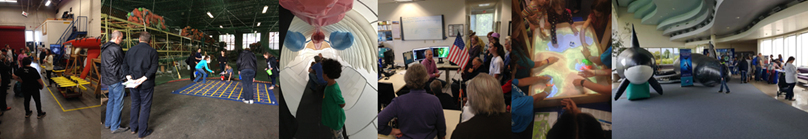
0 62 102 139
100 80 279 139
747 77 808 113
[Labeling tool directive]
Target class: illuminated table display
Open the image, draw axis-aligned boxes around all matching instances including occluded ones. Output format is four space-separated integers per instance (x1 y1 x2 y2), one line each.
530 25 602 98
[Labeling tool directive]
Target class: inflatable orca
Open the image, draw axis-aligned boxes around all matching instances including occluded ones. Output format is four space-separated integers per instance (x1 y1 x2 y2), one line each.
614 24 664 101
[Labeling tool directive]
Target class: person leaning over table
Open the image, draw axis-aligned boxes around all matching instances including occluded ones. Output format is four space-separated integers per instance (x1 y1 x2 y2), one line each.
451 74 511 138
378 64 446 139
574 45 612 94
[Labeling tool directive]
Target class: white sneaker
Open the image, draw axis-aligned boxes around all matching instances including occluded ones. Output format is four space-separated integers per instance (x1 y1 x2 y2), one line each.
249 100 254 104
242 99 249 104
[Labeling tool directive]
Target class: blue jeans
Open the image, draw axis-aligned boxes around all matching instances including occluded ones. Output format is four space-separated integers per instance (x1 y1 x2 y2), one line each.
740 70 747 82
719 78 730 92
193 68 207 83
240 69 255 100
755 68 762 81
105 82 125 131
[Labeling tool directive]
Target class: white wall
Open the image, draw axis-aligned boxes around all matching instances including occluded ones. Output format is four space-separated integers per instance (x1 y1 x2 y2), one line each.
715 41 757 52
56 0 102 37
615 7 685 48
498 0 511 39
0 6 56 30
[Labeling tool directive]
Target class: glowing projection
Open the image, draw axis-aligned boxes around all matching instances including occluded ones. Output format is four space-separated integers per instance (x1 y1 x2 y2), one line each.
531 25 599 98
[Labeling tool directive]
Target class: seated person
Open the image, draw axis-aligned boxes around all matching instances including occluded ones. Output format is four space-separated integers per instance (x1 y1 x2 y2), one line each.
220 65 233 81
451 74 511 138
430 81 456 110
546 99 607 139
378 64 446 139
422 49 445 87
462 57 485 81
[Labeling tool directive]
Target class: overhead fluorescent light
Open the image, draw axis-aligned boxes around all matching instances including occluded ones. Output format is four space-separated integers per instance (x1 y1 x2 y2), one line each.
479 3 490 7
207 12 214 18
262 6 268 14
219 25 223 28
45 0 51 6
257 22 261 26
394 0 412 2
1 0 17 3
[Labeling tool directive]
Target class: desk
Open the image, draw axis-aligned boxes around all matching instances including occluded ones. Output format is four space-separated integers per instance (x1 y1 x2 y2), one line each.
437 63 460 84
379 69 405 93
377 109 462 139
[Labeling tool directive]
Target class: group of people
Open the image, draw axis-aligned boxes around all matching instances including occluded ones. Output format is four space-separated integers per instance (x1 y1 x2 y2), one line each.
186 46 280 104
741 53 799 101
0 42 62 127
100 31 160 138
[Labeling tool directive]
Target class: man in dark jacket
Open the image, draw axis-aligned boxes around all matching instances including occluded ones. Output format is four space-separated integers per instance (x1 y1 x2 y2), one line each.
738 56 749 83
186 51 197 81
0 53 11 114
122 32 158 138
237 48 258 104
101 31 130 133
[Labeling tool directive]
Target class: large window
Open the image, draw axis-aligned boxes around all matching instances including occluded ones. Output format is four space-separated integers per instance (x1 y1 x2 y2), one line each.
759 33 808 66
645 48 680 65
242 33 261 49
269 32 279 50
470 13 494 36
25 31 33 42
219 34 236 50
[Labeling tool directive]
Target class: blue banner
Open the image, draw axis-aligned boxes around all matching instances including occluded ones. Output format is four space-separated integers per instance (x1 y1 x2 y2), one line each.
681 49 694 86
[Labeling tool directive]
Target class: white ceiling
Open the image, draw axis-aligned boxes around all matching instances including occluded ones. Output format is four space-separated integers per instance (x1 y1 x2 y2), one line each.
738 9 808 40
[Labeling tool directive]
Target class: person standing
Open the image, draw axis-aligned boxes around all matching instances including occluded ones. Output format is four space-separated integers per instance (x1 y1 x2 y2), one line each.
186 51 197 81
268 53 279 89
308 55 326 92
321 58 346 139
237 48 258 104
753 53 761 81
13 58 45 118
784 57 798 101
0 54 10 113
122 32 158 138
44 52 54 87
218 51 227 73
101 31 130 133
738 55 749 83
488 42 504 80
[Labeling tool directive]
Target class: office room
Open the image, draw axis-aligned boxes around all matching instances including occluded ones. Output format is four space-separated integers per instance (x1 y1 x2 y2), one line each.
377 0 512 138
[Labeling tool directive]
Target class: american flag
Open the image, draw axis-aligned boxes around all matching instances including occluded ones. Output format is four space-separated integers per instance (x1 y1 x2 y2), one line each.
448 33 468 73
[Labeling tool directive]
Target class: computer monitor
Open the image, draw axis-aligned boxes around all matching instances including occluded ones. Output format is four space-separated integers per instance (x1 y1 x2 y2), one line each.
431 46 449 58
413 48 430 61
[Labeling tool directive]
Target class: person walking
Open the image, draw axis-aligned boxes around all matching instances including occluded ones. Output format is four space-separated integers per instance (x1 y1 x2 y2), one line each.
784 57 798 101
718 63 730 94
101 31 130 133
122 32 158 138
753 53 761 81
237 48 258 104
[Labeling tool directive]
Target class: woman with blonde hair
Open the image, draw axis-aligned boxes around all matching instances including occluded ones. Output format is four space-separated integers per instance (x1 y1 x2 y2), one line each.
451 74 511 138
378 64 446 139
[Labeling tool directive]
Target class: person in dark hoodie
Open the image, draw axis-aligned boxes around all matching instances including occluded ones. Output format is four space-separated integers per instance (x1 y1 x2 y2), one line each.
122 32 158 138
101 30 130 133
237 48 258 104
738 56 749 83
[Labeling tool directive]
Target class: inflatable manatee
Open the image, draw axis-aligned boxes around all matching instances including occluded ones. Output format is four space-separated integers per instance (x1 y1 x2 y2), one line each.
614 24 664 101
